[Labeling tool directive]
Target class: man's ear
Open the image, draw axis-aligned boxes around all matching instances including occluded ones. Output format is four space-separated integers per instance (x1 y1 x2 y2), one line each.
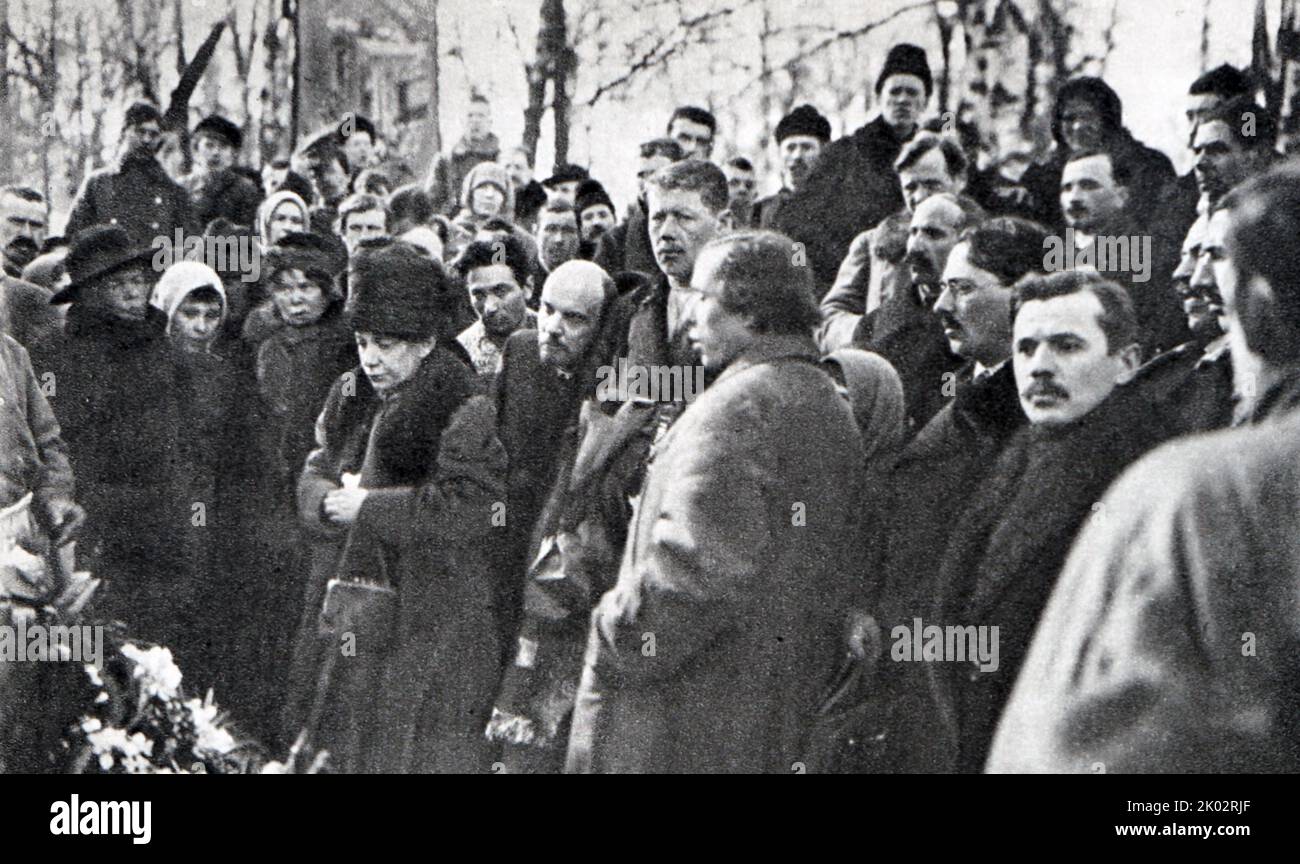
717 209 735 232
1115 183 1130 212
1114 341 1142 384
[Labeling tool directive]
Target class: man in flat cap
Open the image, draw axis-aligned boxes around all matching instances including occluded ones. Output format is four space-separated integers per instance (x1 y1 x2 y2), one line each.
183 114 263 230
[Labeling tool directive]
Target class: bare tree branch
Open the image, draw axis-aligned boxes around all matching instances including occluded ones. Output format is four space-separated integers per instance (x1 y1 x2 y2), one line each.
581 2 754 107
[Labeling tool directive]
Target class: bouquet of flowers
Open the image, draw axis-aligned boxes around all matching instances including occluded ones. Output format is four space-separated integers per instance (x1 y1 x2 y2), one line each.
62 637 267 774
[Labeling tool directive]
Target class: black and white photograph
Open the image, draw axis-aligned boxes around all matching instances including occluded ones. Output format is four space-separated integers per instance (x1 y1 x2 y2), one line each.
0 0 1292 820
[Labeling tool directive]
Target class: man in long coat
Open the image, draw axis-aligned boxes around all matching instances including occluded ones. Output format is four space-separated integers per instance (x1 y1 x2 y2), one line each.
64 101 194 246
987 165 1300 774
579 231 865 773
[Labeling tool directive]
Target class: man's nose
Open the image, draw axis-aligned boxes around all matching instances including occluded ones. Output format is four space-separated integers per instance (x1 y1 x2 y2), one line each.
933 286 955 315
1028 345 1058 372
1190 257 1216 293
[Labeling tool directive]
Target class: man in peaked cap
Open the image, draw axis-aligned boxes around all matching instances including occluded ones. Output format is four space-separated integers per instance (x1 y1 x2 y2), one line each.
772 43 932 295
754 103 832 230
541 164 590 206
183 114 262 229
65 100 195 247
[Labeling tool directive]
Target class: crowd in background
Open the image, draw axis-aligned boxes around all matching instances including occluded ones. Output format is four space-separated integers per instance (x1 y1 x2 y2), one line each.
0 37 1296 773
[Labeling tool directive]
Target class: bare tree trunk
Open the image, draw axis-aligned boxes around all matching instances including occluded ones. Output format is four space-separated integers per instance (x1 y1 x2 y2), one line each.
420 0 441 171
0 0 11 181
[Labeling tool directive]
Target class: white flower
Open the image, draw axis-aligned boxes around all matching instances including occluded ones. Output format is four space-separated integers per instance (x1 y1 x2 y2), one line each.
184 698 236 756
83 664 104 687
98 752 114 770
120 644 183 699
80 716 102 733
260 761 288 774
94 691 109 704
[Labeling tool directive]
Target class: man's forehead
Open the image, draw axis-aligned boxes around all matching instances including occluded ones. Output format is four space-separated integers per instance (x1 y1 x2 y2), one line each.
1015 292 1106 336
1063 154 1114 183
902 147 949 178
1 194 43 215
648 185 707 212
467 263 517 287
543 263 605 306
1182 216 1208 252
1204 208 1232 244
1192 119 1235 147
882 73 925 93
670 117 711 137
911 196 961 227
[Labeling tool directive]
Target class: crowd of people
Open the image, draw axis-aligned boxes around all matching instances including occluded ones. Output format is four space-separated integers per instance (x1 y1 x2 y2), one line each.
0 39 1296 773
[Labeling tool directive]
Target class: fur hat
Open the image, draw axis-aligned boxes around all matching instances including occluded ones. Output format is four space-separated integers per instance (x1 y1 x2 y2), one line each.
264 231 347 295
193 114 243 151
875 43 932 96
345 242 447 339
575 179 615 216
775 104 832 143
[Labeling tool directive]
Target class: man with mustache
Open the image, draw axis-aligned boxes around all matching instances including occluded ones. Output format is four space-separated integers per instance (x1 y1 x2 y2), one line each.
0 187 62 365
772 43 931 293
920 271 1172 772
862 191 984 429
455 236 536 379
989 165 1300 774
819 132 969 352
1129 210 1235 436
753 104 830 230
491 260 622 650
65 100 194 247
1020 76 1174 232
862 217 1047 774
1056 148 1188 355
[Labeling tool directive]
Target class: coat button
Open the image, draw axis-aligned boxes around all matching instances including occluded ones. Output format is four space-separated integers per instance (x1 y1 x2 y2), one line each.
151 222 159 229
109 217 118 224
154 196 162 204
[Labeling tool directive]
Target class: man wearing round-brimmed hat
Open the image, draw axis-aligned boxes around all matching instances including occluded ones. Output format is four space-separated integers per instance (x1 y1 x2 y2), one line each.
183 114 263 230
65 100 194 247
47 225 185 640
288 240 505 772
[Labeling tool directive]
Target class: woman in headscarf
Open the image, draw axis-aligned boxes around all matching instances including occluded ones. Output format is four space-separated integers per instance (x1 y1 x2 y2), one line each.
257 189 310 250
150 260 264 711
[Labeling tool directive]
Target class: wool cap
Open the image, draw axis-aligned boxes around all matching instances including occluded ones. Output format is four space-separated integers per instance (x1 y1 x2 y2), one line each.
775 104 831 143
876 43 932 96
345 241 447 339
